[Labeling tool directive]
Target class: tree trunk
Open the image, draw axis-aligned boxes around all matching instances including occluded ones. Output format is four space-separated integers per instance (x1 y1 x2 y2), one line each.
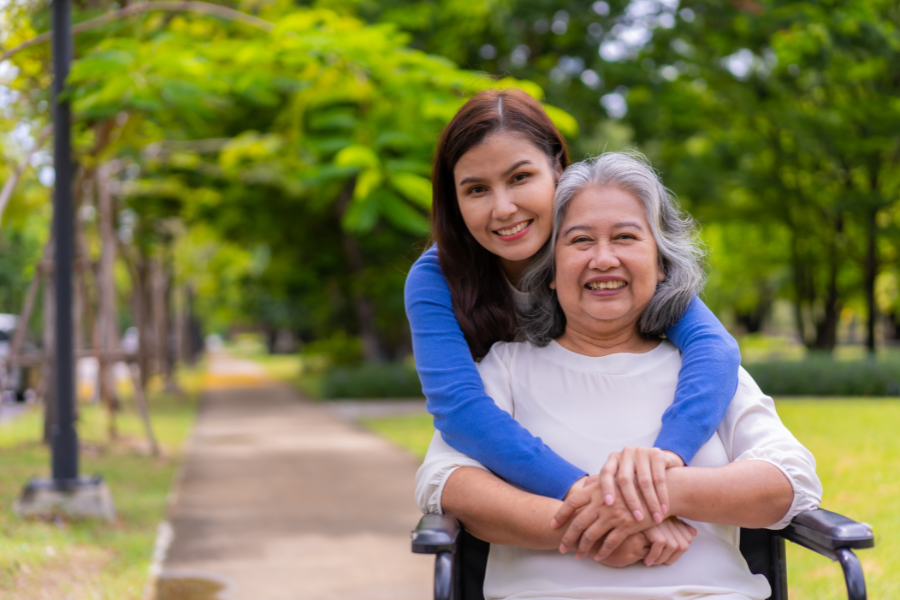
97 164 120 434
813 214 843 351
128 248 153 390
334 179 387 363
863 208 878 354
41 263 56 444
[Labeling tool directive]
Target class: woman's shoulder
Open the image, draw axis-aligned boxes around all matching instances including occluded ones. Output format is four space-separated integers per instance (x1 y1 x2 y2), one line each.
478 340 554 373
408 245 441 275
404 246 448 300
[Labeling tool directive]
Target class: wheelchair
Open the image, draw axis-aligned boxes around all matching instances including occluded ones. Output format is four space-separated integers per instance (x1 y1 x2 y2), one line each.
412 508 874 600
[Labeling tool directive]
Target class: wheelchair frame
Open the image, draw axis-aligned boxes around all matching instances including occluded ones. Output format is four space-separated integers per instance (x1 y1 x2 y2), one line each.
412 508 874 600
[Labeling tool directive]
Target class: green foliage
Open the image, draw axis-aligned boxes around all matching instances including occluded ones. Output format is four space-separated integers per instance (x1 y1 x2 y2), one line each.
320 361 422 398
301 332 363 368
744 357 900 396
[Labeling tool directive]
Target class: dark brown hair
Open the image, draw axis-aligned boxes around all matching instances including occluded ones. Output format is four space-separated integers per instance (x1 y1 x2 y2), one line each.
431 88 569 360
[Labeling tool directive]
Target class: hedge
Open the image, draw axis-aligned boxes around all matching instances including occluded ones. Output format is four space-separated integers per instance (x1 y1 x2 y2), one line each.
745 357 900 396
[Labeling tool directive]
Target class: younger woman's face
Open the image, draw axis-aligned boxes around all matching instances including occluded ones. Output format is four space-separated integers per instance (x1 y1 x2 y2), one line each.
453 132 559 280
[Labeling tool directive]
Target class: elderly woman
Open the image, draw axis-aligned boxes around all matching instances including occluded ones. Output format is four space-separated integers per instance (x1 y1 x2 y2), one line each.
415 152 822 600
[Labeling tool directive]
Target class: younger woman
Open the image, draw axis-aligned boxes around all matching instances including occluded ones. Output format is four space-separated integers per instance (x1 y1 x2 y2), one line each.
404 89 741 553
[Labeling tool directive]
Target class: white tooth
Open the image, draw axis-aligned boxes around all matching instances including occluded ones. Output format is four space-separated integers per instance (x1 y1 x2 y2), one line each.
498 221 530 236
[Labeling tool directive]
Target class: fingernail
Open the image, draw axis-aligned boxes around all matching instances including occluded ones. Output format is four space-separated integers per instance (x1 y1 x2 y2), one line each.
653 512 662 524
559 544 568 554
661 504 668 514
604 494 614 505
633 509 643 521
594 554 603 562
550 519 559 528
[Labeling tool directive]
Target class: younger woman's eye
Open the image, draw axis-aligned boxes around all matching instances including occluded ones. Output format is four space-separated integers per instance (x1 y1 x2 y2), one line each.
511 172 530 183
468 185 487 195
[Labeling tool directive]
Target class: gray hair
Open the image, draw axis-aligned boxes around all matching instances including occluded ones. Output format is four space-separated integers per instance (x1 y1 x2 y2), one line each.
519 151 705 345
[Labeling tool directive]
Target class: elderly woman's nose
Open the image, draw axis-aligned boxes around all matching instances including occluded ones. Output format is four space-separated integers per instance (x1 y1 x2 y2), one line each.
589 242 620 271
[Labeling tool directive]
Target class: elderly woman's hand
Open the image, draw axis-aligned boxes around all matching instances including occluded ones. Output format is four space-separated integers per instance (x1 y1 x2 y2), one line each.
552 447 684 556
555 478 655 560
639 517 696 566
588 516 696 567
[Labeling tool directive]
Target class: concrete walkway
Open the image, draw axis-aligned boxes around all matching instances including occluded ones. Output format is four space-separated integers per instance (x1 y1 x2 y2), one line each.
157 353 432 600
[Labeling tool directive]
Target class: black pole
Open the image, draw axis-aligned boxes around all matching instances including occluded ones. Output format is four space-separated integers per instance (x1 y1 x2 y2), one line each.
51 0 78 483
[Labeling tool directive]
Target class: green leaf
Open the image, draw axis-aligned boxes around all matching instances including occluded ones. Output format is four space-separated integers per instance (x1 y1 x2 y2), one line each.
494 78 545 101
353 168 383 201
341 195 380 233
378 191 431 235
542 105 579 139
334 145 380 170
388 172 432 210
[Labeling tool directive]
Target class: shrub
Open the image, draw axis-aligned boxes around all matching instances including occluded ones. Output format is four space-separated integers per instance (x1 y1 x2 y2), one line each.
301 332 363 369
320 361 423 399
745 356 900 396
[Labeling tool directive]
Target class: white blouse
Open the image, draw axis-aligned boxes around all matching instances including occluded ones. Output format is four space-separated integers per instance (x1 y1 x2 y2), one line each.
415 340 822 600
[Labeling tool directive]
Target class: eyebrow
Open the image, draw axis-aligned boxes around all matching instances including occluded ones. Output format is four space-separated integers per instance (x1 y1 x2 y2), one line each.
457 160 534 187
561 221 645 236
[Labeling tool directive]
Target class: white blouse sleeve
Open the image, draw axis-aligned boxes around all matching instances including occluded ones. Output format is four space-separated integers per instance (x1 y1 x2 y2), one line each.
717 367 823 530
414 343 515 515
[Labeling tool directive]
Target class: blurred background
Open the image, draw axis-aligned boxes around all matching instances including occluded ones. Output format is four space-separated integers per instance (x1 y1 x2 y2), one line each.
2 0 900 394
0 0 898 598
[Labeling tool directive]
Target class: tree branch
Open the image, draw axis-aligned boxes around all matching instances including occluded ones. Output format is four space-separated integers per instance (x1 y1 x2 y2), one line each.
0 124 53 231
0 1 273 63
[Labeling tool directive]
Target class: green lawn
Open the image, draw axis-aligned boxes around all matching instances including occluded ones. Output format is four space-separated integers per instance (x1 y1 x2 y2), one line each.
362 399 899 600
0 370 203 600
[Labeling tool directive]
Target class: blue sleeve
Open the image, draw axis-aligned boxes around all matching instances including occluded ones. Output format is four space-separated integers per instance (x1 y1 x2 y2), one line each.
657 296 742 464
404 247 586 500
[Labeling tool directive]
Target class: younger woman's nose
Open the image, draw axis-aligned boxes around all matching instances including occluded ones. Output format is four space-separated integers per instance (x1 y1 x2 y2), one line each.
491 191 517 220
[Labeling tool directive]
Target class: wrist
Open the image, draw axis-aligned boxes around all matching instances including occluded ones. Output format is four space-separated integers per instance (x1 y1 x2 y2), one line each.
563 475 591 500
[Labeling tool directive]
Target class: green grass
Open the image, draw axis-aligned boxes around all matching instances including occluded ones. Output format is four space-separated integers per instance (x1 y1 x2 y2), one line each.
0 370 203 600
361 399 898 600
361 412 434 459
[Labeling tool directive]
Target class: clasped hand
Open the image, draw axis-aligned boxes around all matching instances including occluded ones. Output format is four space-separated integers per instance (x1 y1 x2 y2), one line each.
551 447 694 566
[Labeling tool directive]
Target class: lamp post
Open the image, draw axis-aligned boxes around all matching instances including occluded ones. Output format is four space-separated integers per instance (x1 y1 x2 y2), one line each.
14 0 115 520
50 0 78 485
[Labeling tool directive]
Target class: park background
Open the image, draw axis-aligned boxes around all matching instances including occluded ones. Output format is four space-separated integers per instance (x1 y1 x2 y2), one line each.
0 0 898 598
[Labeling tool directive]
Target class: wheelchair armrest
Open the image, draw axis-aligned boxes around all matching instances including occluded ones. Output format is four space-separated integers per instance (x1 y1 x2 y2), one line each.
776 509 874 600
778 508 874 557
412 514 460 554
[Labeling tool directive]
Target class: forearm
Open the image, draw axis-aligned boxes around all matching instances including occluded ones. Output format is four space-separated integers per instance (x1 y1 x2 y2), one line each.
441 467 564 549
658 296 741 464
667 460 793 528
406 251 584 499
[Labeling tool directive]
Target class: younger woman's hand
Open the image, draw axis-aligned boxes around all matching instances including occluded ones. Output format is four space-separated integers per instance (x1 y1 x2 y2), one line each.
599 447 684 525
640 517 697 566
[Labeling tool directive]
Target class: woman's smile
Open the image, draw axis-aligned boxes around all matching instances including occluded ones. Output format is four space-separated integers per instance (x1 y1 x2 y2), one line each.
494 219 534 240
585 277 627 295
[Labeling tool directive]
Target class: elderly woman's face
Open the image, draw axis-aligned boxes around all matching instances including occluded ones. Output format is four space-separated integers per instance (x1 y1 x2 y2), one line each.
551 185 664 334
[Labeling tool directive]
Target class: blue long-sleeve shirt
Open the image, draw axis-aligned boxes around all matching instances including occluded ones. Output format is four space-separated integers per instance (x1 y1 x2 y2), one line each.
404 245 741 500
